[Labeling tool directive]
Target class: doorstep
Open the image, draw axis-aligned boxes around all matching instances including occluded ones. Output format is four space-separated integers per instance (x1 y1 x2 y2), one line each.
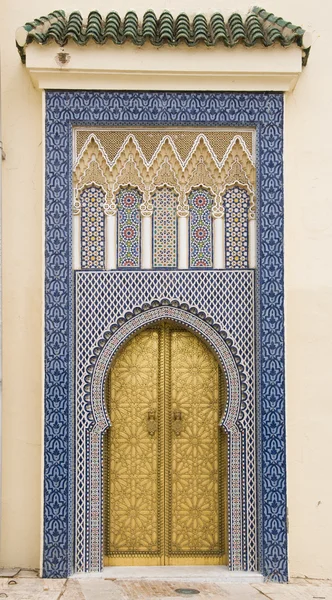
73 566 264 583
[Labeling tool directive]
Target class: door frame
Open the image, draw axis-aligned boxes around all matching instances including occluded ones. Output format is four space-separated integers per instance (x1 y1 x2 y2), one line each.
43 91 286 580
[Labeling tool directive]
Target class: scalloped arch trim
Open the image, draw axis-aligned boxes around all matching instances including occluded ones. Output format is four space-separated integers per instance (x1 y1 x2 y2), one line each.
84 300 247 434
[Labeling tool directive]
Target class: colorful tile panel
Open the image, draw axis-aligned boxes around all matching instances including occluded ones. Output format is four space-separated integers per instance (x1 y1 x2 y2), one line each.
117 187 141 268
189 188 213 268
80 185 105 269
152 187 177 268
224 186 250 269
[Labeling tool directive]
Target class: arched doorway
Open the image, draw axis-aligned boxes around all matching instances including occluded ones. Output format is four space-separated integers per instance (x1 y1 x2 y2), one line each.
104 322 228 566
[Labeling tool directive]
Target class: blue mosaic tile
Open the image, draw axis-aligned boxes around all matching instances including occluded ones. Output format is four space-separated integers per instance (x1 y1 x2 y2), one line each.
45 91 286 581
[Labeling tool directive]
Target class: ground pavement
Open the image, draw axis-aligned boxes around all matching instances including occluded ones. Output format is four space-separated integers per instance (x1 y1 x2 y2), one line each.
0 569 331 600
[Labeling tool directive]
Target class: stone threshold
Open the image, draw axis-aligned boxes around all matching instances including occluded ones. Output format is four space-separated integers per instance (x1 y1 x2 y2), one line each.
73 565 264 583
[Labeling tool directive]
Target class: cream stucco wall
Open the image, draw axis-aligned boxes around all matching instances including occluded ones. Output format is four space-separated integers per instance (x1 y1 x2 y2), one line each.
0 0 331 579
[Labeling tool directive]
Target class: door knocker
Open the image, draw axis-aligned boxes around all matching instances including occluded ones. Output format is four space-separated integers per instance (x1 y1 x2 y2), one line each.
172 410 183 436
147 410 157 436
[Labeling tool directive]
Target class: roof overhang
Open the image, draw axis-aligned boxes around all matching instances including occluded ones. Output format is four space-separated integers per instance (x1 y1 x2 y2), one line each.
17 7 311 92
25 40 304 92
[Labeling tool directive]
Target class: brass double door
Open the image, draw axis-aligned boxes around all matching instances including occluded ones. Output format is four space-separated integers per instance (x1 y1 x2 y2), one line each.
104 323 227 566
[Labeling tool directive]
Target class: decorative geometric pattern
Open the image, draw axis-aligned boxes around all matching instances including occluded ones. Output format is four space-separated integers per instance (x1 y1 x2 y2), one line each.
80 185 105 269
224 186 250 269
152 187 177 268
75 270 255 574
169 330 224 558
75 129 254 164
73 129 256 271
188 188 213 268
117 187 141 268
44 91 286 582
105 330 160 557
105 325 226 563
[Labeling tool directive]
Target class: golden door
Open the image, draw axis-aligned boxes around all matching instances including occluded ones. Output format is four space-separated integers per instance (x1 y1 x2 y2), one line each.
104 324 227 566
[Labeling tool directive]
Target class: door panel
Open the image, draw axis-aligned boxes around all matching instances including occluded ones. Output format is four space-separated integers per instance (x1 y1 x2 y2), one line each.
105 330 163 564
105 324 227 566
167 330 222 564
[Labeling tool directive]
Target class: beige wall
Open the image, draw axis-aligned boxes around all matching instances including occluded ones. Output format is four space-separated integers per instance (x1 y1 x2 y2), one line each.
0 0 331 578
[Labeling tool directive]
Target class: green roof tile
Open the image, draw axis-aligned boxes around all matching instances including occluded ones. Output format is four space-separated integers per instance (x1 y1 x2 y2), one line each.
15 5 311 65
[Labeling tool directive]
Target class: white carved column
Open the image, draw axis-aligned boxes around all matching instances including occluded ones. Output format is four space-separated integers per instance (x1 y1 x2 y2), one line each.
141 193 153 269
72 200 81 270
178 209 189 269
248 217 256 269
212 202 225 269
104 205 117 270
248 197 256 269
141 214 152 269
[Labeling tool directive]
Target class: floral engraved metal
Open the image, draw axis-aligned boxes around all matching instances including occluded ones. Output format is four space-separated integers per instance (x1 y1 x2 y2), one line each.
168 330 225 558
105 330 160 557
104 325 227 563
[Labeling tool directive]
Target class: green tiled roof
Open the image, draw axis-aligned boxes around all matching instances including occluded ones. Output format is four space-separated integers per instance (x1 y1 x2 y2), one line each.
16 6 311 65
